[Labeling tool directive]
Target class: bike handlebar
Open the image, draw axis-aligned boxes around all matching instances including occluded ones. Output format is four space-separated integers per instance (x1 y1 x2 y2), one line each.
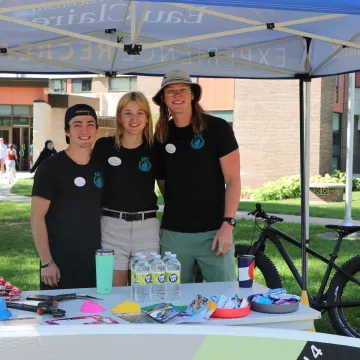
248 203 284 223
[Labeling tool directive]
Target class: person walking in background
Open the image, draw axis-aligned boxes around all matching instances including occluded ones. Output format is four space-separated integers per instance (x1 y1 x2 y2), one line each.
5 144 17 184
153 70 241 284
31 104 103 290
29 140 34 168
30 140 57 173
91 92 160 286
0 138 7 177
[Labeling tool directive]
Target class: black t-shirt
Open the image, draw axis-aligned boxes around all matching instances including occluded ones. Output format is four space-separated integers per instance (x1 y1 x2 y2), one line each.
31 151 103 267
91 137 158 212
155 114 239 233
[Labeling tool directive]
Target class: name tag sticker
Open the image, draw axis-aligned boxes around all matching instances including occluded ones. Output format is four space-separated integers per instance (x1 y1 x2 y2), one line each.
74 177 86 187
108 156 122 166
165 144 176 154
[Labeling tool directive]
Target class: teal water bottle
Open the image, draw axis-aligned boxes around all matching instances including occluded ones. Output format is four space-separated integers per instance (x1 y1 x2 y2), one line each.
95 249 114 295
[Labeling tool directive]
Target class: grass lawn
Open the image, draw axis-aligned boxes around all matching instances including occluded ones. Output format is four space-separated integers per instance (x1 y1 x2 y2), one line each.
11 179 360 220
10 178 34 197
0 202 39 290
1 202 360 335
239 192 360 219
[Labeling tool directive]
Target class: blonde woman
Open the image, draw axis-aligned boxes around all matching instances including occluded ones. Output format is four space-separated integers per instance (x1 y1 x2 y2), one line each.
91 92 160 286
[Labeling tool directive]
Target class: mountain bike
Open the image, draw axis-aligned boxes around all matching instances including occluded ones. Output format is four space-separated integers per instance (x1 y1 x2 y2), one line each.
234 203 360 338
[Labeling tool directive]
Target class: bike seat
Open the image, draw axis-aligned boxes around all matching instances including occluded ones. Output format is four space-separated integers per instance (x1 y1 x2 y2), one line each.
325 225 360 235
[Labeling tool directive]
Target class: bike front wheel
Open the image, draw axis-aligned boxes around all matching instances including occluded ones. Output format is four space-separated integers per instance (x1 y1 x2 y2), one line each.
235 243 282 290
328 255 360 337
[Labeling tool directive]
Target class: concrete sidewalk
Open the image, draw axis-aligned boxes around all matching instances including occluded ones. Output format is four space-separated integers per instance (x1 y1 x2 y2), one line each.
0 171 32 202
1 176 359 226
157 205 360 226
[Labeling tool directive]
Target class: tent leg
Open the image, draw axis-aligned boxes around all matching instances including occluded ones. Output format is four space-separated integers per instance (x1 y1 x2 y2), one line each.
299 79 308 292
343 73 355 226
301 79 316 332
305 79 311 283
300 78 315 331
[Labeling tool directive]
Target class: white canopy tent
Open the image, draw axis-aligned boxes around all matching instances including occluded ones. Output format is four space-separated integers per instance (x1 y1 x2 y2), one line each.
1 0 360 292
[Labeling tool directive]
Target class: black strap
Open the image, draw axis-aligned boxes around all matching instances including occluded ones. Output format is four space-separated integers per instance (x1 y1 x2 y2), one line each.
102 209 156 221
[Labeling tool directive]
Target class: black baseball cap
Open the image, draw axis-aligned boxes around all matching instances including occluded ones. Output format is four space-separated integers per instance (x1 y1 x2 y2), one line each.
64 104 97 144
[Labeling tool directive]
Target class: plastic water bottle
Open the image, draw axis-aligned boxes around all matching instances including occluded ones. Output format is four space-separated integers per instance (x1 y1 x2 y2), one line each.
135 255 151 302
165 254 181 300
147 252 158 265
130 253 142 299
151 255 165 301
162 251 172 265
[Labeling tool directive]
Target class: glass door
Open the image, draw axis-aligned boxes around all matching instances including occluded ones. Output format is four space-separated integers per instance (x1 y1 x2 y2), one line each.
12 127 30 171
20 127 30 170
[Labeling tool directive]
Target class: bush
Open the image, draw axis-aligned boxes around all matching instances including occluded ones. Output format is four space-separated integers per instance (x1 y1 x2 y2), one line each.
253 175 301 201
253 171 359 201
310 170 360 191
353 177 360 191
240 187 252 200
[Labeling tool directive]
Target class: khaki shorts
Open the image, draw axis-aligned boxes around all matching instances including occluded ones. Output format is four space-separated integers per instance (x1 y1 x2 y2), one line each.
101 209 160 271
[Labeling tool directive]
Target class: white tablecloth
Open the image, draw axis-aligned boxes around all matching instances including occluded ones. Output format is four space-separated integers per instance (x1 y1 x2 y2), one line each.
4 281 321 330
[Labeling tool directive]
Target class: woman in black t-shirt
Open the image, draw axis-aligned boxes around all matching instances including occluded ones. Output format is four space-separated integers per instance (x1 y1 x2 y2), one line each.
91 92 160 286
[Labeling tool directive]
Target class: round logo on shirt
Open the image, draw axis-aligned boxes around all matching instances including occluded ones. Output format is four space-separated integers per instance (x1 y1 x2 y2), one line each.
191 133 205 150
108 156 122 166
165 143 176 154
138 157 152 172
74 177 86 187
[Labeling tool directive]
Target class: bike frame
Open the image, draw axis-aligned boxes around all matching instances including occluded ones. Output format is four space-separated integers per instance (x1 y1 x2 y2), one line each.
249 223 360 310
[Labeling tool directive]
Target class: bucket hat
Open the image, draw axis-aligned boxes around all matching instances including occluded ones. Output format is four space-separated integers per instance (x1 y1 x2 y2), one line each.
152 70 202 106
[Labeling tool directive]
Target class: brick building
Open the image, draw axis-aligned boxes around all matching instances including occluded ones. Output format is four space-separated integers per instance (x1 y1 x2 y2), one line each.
0 73 358 189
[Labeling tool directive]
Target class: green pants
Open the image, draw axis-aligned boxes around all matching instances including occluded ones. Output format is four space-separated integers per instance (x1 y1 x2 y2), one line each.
160 229 236 284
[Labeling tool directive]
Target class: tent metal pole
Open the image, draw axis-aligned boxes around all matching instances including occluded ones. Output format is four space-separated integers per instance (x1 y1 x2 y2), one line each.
305 79 311 286
109 2 131 76
131 1 136 43
168 3 347 27
133 2 151 44
311 32 360 76
299 78 308 291
0 14 124 50
343 73 355 226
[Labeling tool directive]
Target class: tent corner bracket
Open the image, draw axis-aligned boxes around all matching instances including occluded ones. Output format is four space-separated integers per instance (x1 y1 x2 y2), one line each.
0 48 7 54
266 23 275 30
105 29 117 34
105 71 117 78
296 74 312 82
124 44 142 55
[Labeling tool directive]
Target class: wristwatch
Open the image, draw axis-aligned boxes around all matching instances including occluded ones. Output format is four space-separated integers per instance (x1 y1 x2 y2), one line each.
223 217 236 227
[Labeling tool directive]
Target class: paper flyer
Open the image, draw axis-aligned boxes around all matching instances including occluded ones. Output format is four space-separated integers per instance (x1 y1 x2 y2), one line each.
45 315 119 325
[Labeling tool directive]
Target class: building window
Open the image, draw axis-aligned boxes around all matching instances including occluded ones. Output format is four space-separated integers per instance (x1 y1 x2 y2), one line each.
109 77 137 92
52 79 66 93
0 105 12 116
13 117 30 126
332 112 342 173
72 79 92 92
13 105 31 116
208 110 234 128
335 75 339 103
0 118 11 126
